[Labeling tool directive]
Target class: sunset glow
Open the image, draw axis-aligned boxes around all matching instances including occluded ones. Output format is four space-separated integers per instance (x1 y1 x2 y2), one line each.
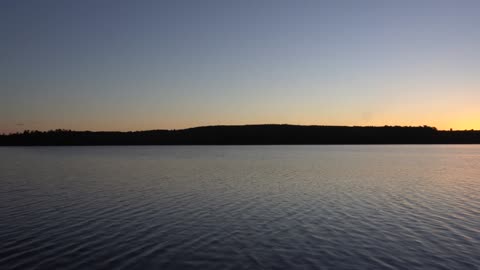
1 1 479 133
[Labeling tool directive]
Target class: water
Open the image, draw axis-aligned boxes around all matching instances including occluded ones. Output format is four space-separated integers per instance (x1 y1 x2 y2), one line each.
0 146 479 270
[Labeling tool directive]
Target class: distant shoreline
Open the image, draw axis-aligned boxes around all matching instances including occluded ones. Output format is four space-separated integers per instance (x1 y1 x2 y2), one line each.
1 124 480 146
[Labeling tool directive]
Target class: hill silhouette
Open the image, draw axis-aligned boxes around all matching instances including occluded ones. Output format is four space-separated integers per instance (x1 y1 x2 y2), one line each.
1 125 479 145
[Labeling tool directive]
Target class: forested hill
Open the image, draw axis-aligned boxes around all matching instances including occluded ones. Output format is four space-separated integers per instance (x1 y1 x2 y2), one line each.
1 125 480 145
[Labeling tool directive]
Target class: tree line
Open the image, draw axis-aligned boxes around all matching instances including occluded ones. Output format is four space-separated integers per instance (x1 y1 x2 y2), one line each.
1 125 479 145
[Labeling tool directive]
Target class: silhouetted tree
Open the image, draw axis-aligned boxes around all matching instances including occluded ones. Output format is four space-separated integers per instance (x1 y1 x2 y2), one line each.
1 124 479 145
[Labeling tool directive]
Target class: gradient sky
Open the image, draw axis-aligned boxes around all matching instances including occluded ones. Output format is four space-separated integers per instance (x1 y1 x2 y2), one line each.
1 0 479 133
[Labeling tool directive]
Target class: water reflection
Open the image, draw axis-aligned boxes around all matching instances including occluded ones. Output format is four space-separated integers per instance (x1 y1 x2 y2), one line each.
1 146 479 269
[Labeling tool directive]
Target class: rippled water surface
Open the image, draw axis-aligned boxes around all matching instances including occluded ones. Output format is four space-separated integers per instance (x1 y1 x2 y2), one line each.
1 146 479 269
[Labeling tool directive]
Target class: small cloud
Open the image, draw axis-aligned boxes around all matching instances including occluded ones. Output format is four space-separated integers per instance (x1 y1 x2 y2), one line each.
361 111 373 122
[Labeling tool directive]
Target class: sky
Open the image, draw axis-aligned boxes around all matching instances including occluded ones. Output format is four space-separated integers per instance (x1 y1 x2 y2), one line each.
1 0 479 133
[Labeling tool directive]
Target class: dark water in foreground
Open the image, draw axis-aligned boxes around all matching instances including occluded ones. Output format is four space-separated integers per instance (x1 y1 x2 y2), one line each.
1 146 479 270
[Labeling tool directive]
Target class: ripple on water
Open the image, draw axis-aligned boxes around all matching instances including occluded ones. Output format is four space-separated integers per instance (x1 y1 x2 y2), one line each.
0 145 479 269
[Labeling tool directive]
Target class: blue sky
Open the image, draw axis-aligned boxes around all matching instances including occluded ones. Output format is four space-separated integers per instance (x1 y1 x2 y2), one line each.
1 1 479 132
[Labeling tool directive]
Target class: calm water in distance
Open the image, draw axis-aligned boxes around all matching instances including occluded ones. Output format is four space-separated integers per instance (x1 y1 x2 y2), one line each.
1 145 479 269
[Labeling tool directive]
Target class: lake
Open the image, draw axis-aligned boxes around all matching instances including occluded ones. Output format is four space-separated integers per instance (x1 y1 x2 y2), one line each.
1 146 479 269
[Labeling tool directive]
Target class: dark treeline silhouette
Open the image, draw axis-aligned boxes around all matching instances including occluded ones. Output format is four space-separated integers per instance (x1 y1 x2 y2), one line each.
1 125 480 145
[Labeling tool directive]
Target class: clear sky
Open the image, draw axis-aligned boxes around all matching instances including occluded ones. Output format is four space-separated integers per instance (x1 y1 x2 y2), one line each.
1 0 479 133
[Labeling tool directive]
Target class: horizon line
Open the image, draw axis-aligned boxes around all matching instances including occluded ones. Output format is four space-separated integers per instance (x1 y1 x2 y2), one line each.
2 123 479 135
